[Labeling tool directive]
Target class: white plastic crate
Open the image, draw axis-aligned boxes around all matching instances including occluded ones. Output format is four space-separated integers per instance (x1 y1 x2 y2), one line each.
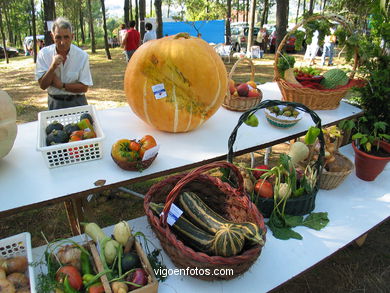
37 105 105 168
0 232 36 293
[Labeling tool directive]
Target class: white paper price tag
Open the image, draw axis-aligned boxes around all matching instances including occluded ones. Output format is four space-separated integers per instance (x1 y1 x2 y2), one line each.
166 203 183 226
142 145 160 161
152 83 167 99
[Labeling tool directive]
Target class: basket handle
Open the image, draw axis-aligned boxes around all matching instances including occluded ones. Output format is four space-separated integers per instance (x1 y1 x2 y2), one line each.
229 57 255 82
273 14 358 80
227 100 325 172
160 161 245 225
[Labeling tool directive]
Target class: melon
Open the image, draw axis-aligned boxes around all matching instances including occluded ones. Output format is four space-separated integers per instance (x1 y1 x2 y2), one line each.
320 69 349 89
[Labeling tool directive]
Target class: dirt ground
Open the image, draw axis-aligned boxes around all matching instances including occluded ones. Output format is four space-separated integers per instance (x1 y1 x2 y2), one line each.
0 48 389 293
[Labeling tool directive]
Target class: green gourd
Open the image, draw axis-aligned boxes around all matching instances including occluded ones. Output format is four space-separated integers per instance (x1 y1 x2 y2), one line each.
212 224 245 257
179 191 264 246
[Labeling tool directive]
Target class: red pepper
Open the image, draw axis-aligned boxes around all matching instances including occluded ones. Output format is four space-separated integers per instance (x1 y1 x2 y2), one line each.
88 283 105 293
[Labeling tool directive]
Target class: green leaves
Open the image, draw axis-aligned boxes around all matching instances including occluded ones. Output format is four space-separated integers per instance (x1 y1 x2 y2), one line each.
267 211 329 240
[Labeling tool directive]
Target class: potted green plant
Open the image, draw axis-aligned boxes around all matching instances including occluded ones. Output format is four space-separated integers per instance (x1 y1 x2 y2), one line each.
351 117 390 181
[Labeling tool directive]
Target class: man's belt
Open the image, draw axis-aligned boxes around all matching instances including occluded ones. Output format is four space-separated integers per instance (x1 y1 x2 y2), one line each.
49 94 85 101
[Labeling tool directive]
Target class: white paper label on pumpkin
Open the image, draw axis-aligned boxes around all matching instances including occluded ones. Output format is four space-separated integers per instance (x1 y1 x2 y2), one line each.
152 83 167 99
142 145 160 161
166 203 183 226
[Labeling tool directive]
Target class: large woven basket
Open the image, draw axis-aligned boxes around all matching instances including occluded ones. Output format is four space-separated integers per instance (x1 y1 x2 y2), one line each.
320 151 354 190
144 161 266 281
227 100 325 218
222 58 263 111
274 14 359 110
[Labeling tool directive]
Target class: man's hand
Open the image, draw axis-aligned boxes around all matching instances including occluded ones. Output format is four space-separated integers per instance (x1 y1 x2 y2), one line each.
50 54 64 70
51 75 63 89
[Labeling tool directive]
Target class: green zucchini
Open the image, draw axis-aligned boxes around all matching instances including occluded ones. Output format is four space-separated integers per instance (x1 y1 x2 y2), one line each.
179 191 264 246
149 202 215 255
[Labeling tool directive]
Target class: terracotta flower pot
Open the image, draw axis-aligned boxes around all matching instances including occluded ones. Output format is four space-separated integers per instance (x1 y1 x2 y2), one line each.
352 140 390 181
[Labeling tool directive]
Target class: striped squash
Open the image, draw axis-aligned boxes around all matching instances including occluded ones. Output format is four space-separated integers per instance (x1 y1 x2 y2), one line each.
212 224 245 257
124 33 228 133
179 191 264 246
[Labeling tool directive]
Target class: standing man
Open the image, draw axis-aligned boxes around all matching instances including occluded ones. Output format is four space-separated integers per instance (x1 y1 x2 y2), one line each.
321 28 337 66
122 20 140 62
143 23 157 43
35 17 93 110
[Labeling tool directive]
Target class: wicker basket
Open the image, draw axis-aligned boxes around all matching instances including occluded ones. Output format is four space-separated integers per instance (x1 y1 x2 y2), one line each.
274 14 359 110
227 100 325 218
144 161 266 281
223 58 263 111
320 152 354 190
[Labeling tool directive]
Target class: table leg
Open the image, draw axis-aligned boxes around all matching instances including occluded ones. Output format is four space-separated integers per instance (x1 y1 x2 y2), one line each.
64 197 84 236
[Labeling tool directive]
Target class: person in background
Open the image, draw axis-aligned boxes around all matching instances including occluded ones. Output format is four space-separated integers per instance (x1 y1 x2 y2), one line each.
304 30 319 66
35 17 93 110
321 28 337 66
122 20 140 62
143 23 157 43
256 28 267 52
118 23 127 44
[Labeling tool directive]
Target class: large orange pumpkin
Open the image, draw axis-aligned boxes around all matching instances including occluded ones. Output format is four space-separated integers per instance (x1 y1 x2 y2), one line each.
124 33 228 133
0 90 17 159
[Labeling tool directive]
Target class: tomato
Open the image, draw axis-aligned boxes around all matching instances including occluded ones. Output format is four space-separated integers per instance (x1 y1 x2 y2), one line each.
111 139 140 162
88 283 105 293
254 179 274 198
129 140 141 152
139 135 157 158
56 265 83 291
252 165 269 179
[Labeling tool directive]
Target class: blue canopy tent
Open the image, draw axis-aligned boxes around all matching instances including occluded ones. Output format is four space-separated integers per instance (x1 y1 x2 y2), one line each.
163 20 225 44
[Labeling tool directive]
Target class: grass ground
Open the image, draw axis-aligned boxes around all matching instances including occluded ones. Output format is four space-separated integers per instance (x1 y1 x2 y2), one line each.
0 48 389 293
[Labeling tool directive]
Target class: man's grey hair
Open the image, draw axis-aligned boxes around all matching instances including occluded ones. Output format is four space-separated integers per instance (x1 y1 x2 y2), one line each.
51 17 73 34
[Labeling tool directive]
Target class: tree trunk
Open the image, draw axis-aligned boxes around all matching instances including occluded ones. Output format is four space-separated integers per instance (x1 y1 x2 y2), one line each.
308 0 314 15
154 0 163 38
226 0 232 44
303 0 306 14
150 0 153 16
245 0 249 23
87 0 96 53
4 5 14 45
79 0 85 43
246 0 256 53
167 0 171 18
100 0 111 59
130 0 133 21
275 0 288 54
139 0 145 40
124 0 129 26
260 0 268 27
296 0 300 24
0 6 9 64
30 0 38 63
322 0 327 12
43 0 55 46
135 0 139 30
235 0 239 22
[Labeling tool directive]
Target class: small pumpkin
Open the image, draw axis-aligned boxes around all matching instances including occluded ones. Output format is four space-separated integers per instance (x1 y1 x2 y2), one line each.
0 91 17 159
212 223 245 257
124 33 228 133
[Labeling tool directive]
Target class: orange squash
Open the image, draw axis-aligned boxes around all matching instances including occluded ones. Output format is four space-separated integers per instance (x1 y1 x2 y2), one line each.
0 91 17 159
124 33 228 133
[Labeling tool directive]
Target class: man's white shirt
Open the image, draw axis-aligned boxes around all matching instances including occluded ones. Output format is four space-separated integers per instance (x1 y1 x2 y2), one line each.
35 44 93 95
